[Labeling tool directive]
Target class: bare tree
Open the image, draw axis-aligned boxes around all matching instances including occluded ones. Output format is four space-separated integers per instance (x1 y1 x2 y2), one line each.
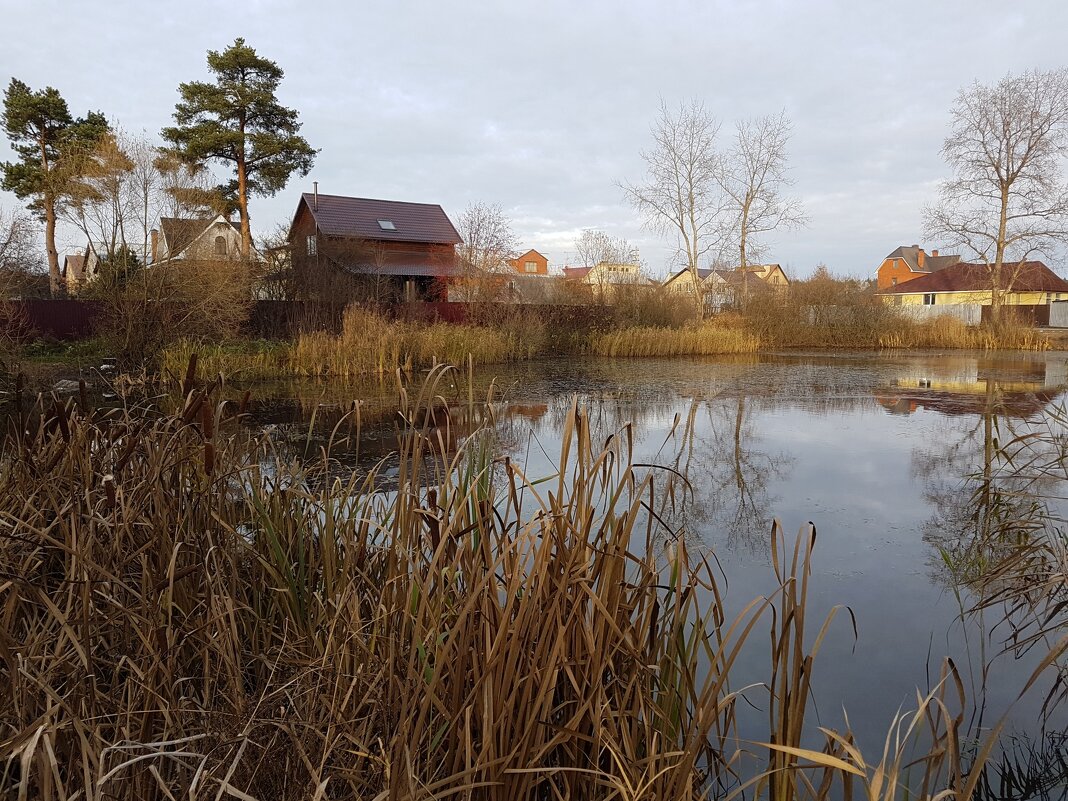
925 68 1068 321
0 206 42 297
716 112 805 301
622 100 726 310
456 202 517 272
574 228 639 268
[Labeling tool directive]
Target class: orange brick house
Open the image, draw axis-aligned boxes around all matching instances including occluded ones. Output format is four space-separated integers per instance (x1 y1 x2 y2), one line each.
876 245 960 291
508 249 549 276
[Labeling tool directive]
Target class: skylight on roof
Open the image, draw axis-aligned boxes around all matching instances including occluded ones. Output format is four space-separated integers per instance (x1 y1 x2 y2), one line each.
377 219 396 231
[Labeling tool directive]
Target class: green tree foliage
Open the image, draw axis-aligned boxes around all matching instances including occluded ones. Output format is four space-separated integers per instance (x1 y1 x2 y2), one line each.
1 79 108 295
161 38 317 259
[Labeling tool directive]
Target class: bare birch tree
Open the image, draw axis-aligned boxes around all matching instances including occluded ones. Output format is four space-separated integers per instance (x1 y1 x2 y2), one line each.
622 100 726 310
0 206 41 296
456 202 517 272
574 228 639 267
716 112 805 301
925 68 1068 320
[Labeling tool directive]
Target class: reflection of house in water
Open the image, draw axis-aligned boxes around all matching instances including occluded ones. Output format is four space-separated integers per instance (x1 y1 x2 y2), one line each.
874 357 1068 417
505 403 548 422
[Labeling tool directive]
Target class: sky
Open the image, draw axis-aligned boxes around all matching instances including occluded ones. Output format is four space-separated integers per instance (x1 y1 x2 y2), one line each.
2 0 1067 279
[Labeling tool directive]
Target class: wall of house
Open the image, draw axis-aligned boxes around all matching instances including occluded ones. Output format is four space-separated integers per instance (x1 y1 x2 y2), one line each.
511 251 548 275
876 258 927 291
164 221 244 261
890 290 1052 306
289 201 458 303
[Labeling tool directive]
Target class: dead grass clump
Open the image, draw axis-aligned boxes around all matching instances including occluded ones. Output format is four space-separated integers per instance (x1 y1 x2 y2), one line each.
1 365 1040 799
589 320 761 357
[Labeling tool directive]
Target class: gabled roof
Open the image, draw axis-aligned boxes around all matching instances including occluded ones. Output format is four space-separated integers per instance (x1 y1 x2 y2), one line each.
878 261 1068 294
883 246 961 274
563 266 592 279
62 254 85 280
885 245 925 271
298 193 462 244
160 216 239 256
664 267 714 285
513 248 546 261
712 269 774 291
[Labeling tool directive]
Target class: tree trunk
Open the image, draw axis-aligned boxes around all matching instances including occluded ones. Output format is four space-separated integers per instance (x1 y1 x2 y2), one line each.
236 157 252 260
991 187 1010 324
44 196 61 296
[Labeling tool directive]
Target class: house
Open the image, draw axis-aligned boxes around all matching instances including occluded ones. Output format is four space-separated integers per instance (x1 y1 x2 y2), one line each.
562 261 649 299
663 264 789 310
152 215 253 263
876 260 1068 306
288 191 462 302
61 253 87 292
876 245 960 291
508 249 549 276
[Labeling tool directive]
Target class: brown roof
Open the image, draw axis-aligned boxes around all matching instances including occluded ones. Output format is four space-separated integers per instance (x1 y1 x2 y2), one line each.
713 269 772 291
563 266 592 279
879 260 1068 294
300 193 462 244
160 216 238 256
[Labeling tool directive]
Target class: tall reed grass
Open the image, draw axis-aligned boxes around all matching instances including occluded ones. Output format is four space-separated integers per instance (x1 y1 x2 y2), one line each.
589 321 761 357
3 363 1049 799
159 307 540 381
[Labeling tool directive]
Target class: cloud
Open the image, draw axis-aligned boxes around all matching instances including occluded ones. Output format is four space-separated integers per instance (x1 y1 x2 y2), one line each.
1 0 1066 276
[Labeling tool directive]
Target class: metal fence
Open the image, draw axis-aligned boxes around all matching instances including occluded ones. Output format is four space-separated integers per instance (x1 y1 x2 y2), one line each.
894 303 983 325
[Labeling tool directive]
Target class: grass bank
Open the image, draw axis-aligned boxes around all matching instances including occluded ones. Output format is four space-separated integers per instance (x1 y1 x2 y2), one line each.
1 366 1032 799
588 319 760 356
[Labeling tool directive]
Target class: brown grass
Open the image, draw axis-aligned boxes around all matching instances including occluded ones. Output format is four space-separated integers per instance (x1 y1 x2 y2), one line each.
0 365 1051 799
588 320 761 357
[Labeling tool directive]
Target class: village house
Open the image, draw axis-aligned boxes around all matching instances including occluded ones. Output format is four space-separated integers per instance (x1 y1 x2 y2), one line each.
875 245 960 291
876 260 1068 307
507 249 549 276
562 261 650 299
663 264 789 310
152 215 254 263
288 190 462 302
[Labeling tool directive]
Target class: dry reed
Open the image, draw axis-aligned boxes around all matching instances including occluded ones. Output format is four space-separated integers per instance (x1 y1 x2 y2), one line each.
588 321 761 357
0 365 1047 799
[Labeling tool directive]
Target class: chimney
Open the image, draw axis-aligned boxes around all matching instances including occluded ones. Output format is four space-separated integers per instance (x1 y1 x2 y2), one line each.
313 181 318 210
150 229 158 264
932 249 939 257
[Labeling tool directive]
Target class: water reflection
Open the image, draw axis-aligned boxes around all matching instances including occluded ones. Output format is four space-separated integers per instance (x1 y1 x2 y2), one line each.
230 351 1068 757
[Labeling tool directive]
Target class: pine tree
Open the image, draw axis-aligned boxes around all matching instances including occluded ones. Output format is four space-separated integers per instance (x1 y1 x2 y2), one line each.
161 38 317 259
1 79 109 295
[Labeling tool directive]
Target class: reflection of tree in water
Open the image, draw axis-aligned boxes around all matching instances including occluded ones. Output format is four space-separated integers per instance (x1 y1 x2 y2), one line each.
916 379 1068 726
664 394 792 554
916 380 1059 588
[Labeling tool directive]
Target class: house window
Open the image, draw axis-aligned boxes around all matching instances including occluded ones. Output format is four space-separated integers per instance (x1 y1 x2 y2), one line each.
891 277 897 286
524 261 537 273
923 293 935 305
306 235 317 256
214 235 227 256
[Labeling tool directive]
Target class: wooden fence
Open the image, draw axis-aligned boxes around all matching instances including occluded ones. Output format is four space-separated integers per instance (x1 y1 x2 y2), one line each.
5 299 616 341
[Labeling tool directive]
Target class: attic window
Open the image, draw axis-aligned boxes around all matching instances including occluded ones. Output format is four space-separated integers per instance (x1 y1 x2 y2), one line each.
377 220 396 231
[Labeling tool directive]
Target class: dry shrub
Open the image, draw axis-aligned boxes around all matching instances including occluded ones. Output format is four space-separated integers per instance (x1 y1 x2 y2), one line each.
98 258 253 366
589 320 760 357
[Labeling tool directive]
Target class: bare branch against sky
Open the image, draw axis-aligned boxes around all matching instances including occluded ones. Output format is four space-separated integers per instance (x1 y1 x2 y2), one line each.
2 0 1068 278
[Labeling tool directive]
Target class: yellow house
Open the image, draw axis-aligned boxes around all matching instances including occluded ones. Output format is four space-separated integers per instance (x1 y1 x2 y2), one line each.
562 261 651 298
876 260 1068 306
663 264 789 308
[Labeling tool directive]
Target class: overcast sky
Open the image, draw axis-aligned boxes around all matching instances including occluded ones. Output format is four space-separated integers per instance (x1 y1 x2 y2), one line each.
2 0 1067 278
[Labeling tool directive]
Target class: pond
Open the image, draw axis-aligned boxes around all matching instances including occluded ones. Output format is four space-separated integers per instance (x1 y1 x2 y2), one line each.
241 350 1068 768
